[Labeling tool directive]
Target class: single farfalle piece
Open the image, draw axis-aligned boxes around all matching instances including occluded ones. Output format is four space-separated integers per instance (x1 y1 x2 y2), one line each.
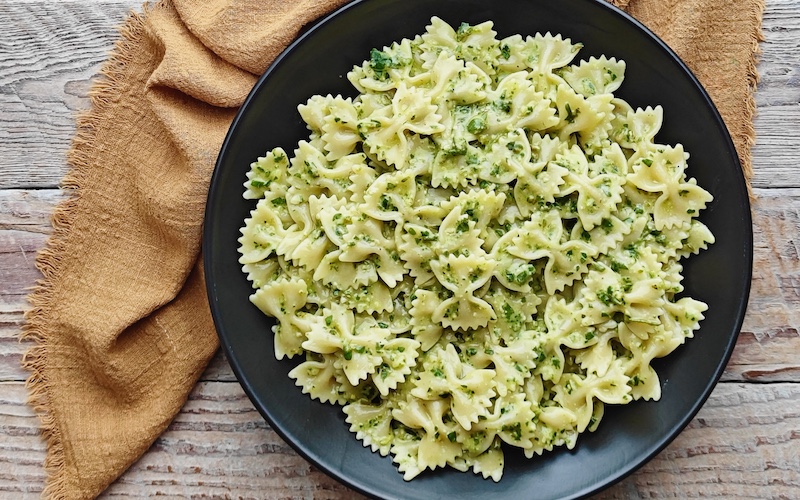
314 250 378 288
238 197 287 265
514 133 570 217
590 142 629 177
397 222 438 282
554 144 625 231
343 399 395 455
359 81 445 168
494 34 529 73
578 247 667 327
554 358 632 433
287 140 331 195
526 32 583 74
489 231 540 293
627 145 713 230
482 281 541 339
391 397 463 476
485 72 558 134
414 51 489 105
457 438 505 482
610 103 664 151
470 392 538 450
419 17 500 76
250 277 312 359
340 214 406 288
361 168 418 223
410 344 497 430
347 37 416 93
561 55 626 97
569 214 631 258
372 337 421 396
314 194 350 247
480 128 534 184
430 254 497 331
435 203 487 257
542 295 581 349
316 195 406 288
508 209 595 294
486 337 542 397
440 188 507 245
514 165 570 218
297 94 329 133
288 352 349 405
302 304 393 386
627 216 691 264
508 209 563 261
678 219 716 257
243 147 289 200
550 83 615 142
298 95 361 160
573 329 618 380
430 141 485 188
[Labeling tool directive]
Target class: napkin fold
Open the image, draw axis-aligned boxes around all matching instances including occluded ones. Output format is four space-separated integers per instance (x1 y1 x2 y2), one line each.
22 0 763 497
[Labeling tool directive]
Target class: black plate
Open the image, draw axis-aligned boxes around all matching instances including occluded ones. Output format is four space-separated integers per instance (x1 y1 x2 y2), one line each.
203 0 753 498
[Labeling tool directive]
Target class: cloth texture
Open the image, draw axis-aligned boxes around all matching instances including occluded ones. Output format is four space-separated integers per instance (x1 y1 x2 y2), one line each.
22 0 763 497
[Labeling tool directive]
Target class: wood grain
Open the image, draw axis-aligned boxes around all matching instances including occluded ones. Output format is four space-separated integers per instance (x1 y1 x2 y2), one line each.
0 0 798 498
0 2 138 190
2 379 797 498
0 0 796 190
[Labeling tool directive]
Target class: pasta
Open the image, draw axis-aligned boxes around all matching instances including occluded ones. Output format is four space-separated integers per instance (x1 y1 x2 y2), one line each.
238 17 714 482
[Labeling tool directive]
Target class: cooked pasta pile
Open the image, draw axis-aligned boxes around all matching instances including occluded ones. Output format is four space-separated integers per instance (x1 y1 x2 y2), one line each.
237 17 714 481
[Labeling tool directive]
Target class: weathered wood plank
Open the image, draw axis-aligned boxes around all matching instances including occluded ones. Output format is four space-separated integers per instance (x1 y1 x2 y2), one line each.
0 1 140 189
0 229 47 296
724 188 800 383
748 189 800 316
751 105 800 189
749 0 800 189
0 0 797 189
756 0 800 102
0 189 63 305
597 382 800 499
1 380 798 498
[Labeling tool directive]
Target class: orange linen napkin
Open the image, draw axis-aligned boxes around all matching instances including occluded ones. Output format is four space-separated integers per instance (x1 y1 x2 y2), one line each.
22 0 763 497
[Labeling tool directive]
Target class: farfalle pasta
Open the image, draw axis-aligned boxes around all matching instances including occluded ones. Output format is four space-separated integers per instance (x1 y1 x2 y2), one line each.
238 17 714 482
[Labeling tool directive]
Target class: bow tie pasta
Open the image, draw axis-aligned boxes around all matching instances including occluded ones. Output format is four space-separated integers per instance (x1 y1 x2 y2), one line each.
238 17 714 482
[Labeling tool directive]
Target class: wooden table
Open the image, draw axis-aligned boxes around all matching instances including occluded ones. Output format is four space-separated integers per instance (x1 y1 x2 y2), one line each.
1 1 798 498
